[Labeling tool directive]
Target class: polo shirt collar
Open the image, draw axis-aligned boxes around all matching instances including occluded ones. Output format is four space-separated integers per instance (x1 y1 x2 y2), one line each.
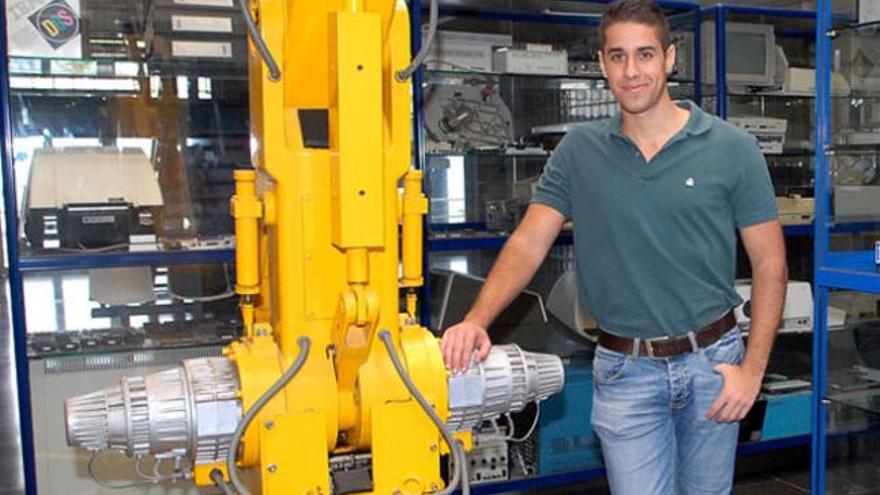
608 100 712 140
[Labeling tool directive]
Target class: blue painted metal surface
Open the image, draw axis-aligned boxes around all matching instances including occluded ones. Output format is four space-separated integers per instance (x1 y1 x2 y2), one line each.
537 362 603 476
434 1 701 26
409 0 433 328
17 249 236 272
428 233 573 252
783 222 880 237
0 4 38 493
737 434 810 455
430 222 488 232
436 5 601 26
716 4 817 19
817 268 880 293
813 0 831 492
715 6 727 119
762 392 813 441
693 6 702 105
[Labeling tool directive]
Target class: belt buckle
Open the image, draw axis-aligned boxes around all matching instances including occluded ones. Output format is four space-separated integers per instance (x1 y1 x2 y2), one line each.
643 336 669 358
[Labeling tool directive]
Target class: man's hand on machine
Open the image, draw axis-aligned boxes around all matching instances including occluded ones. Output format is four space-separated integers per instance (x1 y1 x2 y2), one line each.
441 321 492 374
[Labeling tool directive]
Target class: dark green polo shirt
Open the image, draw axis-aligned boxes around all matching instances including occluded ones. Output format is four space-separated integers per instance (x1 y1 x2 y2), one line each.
532 101 778 338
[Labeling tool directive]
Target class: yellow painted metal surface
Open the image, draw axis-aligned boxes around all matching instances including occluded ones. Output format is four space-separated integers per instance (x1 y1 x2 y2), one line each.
223 336 285 466
261 412 330 495
222 1 454 493
401 170 428 288
231 170 262 295
329 11 385 249
372 401 442 494
193 462 227 486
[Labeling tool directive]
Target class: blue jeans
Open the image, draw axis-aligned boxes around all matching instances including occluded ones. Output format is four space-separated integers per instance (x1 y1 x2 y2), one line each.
590 327 744 495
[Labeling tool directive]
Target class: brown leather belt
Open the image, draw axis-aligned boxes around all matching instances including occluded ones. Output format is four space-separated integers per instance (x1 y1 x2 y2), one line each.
597 310 736 358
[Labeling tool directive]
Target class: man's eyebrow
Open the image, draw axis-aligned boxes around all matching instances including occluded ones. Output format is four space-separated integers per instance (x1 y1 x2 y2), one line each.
605 45 659 54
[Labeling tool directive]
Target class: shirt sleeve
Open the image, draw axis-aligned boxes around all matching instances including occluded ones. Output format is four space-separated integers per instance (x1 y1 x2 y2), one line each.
731 135 778 228
531 135 573 219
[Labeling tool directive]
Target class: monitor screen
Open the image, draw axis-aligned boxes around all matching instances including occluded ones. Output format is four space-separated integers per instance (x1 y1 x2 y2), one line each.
728 32 768 76
702 21 775 87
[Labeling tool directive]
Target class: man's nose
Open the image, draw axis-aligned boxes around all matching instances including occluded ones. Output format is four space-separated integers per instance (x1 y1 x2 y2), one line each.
624 56 638 78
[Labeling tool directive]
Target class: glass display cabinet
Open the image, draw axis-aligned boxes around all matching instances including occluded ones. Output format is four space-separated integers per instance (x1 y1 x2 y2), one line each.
1 1 246 492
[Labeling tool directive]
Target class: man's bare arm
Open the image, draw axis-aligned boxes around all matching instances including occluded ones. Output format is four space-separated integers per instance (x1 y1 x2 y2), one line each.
708 219 787 422
739 219 788 374
441 204 565 372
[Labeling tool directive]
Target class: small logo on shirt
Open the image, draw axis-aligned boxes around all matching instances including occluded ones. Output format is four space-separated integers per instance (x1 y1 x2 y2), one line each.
685 177 696 187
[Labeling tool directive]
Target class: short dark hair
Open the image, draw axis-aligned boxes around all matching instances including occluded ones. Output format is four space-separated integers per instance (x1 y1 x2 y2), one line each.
599 0 672 50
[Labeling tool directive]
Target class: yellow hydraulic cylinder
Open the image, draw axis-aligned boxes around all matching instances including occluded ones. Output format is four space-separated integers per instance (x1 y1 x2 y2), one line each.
231 170 262 295
401 170 428 288
346 248 370 285
231 170 263 337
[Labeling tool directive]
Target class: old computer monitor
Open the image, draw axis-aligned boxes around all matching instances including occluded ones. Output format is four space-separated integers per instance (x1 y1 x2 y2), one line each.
702 22 777 87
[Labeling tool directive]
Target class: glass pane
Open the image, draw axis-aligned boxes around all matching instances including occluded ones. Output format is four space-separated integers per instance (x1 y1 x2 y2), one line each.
24 263 240 356
824 290 880 493
427 153 546 228
7 0 248 260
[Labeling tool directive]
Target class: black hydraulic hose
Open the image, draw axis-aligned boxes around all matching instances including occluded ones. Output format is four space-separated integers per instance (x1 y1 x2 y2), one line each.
210 469 235 495
238 0 282 81
378 330 469 495
222 336 311 495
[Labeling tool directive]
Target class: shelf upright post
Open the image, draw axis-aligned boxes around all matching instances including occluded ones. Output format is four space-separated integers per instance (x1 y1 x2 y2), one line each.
0 5 37 494
812 0 833 493
693 4 702 105
715 6 727 119
409 0 433 327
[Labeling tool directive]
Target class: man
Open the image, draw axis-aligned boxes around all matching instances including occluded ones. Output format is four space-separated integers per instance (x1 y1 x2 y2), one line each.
439 1 788 493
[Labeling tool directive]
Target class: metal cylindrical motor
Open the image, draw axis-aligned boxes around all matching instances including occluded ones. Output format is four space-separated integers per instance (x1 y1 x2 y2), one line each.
65 344 563 465
446 344 565 432
65 357 241 464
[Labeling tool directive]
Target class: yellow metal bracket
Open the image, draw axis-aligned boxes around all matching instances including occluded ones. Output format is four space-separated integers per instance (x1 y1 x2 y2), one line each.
261 412 329 494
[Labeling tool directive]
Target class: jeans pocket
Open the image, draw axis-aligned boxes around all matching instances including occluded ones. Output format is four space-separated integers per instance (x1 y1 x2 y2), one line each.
699 327 745 369
592 347 631 384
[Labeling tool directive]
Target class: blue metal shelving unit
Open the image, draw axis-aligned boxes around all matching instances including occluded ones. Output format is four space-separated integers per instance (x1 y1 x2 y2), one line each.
705 4 818 120
0 5 36 494
0 19 238 495
813 1 880 493
17 249 235 272
411 2 703 493
415 0 704 253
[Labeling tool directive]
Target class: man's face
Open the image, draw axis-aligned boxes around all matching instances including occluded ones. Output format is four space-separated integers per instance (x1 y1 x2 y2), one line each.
599 21 676 115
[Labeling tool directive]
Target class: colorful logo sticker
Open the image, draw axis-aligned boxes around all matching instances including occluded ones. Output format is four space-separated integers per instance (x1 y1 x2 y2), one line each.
28 0 80 49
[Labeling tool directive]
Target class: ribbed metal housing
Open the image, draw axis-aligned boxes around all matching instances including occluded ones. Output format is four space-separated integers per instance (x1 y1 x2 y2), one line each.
446 344 564 432
65 357 241 464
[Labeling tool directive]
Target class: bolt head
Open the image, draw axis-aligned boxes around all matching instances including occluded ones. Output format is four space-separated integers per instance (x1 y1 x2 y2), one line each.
267 464 277 473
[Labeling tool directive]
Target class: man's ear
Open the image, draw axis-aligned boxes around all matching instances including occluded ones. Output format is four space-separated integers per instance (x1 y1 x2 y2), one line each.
665 42 677 76
598 50 608 79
